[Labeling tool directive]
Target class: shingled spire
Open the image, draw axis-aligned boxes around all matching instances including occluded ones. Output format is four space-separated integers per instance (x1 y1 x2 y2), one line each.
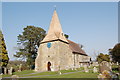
41 10 68 43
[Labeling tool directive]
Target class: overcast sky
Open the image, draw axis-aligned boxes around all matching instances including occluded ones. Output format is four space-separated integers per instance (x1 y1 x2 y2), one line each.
2 2 118 61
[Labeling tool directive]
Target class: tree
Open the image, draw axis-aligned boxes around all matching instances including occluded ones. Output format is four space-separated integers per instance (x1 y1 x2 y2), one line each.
97 53 110 63
109 43 120 63
0 30 9 67
14 26 46 69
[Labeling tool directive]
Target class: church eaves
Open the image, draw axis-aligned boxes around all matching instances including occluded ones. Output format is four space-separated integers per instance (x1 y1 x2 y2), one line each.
41 10 68 43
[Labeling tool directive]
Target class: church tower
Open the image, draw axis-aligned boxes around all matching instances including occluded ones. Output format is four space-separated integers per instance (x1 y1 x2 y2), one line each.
35 10 74 72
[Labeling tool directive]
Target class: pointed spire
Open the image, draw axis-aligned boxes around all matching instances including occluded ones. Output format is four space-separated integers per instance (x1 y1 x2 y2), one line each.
41 10 68 43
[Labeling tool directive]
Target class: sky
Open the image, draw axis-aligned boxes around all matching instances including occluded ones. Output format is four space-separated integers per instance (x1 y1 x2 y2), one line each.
2 2 118 61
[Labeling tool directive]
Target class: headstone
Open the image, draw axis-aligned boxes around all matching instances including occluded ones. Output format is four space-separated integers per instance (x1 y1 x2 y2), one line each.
99 61 111 73
50 66 54 71
117 62 119 65
8 70 11 75
65 66 68 70
84 65 89 73
18 64 22 72
9 67 13 75
88 66 91 68
93 67 98 73
58 71 62 75
71 67 74 70
4 68 7 74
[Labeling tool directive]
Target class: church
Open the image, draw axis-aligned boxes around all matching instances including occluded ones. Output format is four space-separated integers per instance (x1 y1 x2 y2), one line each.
35 10 91 72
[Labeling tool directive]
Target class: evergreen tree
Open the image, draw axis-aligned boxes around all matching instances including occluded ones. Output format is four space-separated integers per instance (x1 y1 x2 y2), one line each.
0 30 9 67
14 26 46 69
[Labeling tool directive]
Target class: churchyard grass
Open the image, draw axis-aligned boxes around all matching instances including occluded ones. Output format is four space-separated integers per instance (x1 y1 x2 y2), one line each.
13 70 35 75
2 74 11 78
35 72 99 78
2 70 34 78
2 69 99 78
18 71 58 77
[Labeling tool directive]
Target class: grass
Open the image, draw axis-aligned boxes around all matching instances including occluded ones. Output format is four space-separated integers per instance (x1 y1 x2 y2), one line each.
13 70 35 75
2 70 34 78
2 65 120 79
2 68 99 78
37 72 99 78
19 71 58 77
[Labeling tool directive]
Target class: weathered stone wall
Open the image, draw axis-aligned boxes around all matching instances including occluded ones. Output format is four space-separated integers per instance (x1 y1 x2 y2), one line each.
58 41 74 70
35 41 73 72
35 40 90 72
74 54 91 68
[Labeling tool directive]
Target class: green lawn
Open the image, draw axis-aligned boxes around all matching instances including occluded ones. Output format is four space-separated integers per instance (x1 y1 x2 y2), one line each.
37 72 99 78
2 69 99 78
2 70 35 78
2 65 120 79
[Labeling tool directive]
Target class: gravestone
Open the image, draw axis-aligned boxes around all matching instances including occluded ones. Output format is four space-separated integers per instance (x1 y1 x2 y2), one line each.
99 61 111 73
50 66 54 71
65 66 69 70
8 70 11 75
4 68 7 74
58 71 62 75
9 67 13 75
18 64 22 72
71 66 74 70
93 67 98 73
117 62 119 65
84 65 89 73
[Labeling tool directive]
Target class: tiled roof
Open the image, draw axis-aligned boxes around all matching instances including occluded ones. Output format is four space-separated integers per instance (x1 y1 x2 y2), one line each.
68 40 87 56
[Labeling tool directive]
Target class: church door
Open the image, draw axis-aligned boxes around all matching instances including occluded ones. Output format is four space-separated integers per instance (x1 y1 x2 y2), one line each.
47 62 51 71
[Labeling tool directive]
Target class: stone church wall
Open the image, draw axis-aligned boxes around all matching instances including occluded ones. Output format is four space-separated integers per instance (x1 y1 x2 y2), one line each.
58 41 74 70
35 41 59 72
35 40 90 72
35 40 74 72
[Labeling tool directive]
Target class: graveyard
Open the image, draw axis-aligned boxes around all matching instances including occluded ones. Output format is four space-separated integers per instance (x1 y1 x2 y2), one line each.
1 62 120 79
2 67 99 78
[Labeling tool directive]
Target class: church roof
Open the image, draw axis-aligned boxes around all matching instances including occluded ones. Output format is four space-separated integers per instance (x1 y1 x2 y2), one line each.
41 10 68 43
68 40 87 56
